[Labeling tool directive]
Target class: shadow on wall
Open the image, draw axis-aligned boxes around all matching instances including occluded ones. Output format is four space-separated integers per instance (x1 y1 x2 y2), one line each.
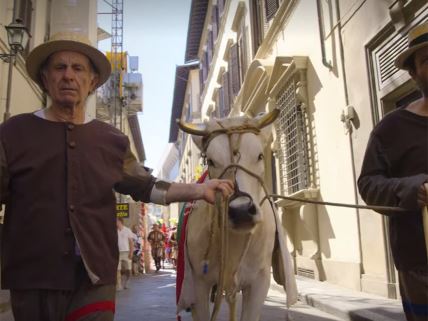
282 203 334 281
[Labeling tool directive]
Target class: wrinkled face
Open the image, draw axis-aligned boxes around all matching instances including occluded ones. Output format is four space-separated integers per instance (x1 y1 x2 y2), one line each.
205 132 266 231
409 47 428 97
41 51 99 109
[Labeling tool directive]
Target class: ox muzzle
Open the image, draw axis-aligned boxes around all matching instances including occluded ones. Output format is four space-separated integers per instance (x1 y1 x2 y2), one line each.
228 190 258 229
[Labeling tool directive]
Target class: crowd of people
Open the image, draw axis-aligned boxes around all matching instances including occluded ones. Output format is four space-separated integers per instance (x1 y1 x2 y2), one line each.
116 219 179 290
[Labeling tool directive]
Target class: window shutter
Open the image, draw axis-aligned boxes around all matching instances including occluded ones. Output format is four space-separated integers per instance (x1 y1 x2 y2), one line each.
218 0 225 16
223 71 230 117
200 51 208 93
212 5 219 42
199 64 204 93
229 43 241 97
265 0 279 21
250 0 263 56
203 51 209 82
239 22 248 81
218 86 225 117
207 30 214 65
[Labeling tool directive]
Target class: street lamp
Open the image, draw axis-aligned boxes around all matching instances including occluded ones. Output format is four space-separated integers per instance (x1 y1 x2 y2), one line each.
0 21 30 121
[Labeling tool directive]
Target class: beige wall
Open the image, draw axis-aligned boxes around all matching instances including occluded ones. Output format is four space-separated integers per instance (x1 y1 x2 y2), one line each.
341 0 427 297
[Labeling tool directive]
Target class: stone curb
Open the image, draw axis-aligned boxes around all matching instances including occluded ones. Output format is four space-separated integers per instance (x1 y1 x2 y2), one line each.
271 276 406 321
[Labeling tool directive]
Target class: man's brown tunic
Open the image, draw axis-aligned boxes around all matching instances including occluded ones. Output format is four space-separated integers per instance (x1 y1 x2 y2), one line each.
0 113 156 290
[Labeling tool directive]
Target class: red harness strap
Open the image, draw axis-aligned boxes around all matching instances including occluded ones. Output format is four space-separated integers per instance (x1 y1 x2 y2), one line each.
65 301 115 321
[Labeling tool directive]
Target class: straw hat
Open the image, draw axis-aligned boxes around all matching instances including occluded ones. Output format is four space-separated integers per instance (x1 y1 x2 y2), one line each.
26 32 111 89
394 21 428 70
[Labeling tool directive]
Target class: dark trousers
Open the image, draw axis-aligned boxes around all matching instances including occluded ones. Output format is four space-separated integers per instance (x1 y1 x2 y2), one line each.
10 260 116 321
398 265 428 321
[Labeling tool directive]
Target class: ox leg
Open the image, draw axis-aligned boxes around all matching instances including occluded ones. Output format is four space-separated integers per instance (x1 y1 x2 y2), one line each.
240 274 270 321
226 295 237 321
191 279 211 321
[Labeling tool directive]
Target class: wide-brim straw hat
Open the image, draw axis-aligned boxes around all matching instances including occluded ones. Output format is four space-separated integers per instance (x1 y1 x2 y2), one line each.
26 32 111 89
394 21 428 70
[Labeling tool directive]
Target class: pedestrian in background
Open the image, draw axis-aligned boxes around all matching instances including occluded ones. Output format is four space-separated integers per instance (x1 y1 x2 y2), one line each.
131 224 143 276
358 22 428 321
116 218 134 290
147 224 165 272
169 226 178 270
0 32 234 321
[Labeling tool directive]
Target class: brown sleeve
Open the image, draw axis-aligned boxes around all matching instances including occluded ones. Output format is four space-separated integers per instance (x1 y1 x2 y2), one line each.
114 144 157 202
358 133 428 214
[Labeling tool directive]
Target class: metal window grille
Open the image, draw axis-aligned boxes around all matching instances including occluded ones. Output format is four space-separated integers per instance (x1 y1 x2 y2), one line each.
276 79 310 195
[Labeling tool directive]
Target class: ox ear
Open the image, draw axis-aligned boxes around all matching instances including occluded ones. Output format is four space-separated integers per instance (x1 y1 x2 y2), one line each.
191 135 204 151
254 108 280 129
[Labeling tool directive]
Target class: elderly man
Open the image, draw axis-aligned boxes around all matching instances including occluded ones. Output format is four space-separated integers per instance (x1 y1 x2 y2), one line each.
358 22 428 321
0 32 233 321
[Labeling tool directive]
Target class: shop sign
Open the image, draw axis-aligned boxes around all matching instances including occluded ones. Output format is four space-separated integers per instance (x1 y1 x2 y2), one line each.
116 203 129 218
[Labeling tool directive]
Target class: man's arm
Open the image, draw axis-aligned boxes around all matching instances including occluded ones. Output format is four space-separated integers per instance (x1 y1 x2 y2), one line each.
358 134 428 213
165 179 234 204
116 144 234 205
128 234 134 260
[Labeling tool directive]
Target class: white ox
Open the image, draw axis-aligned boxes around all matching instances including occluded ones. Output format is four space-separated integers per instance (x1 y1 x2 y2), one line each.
177 109 297 321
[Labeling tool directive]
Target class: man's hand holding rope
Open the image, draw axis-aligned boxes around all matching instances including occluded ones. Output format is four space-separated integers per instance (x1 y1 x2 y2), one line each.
165 179 234 205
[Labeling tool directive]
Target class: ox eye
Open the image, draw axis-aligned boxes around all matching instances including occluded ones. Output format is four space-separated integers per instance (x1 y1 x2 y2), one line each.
258 153 264 161
207 159 215 167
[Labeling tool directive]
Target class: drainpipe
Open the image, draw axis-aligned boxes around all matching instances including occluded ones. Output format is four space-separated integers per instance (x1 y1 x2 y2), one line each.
316 0 333 70
334 0 364 287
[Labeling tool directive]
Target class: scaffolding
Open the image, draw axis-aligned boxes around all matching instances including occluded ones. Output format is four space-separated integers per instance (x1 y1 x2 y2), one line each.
111 0 124 130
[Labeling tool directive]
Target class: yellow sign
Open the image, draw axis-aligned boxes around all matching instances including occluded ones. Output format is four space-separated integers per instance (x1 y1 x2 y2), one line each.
116 203 129 218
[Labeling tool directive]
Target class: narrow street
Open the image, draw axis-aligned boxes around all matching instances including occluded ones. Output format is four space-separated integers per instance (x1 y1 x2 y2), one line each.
1 262 405 321
115 264 343 321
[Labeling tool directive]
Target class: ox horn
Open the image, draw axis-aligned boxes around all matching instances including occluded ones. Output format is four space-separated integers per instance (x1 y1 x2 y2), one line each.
254 108 280 129
176 119 208 136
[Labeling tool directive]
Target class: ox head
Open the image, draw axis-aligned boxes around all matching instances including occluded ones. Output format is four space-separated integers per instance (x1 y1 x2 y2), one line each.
177 109 279 231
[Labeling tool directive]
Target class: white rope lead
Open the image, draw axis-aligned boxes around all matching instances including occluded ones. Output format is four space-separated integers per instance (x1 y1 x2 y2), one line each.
265 194 407 212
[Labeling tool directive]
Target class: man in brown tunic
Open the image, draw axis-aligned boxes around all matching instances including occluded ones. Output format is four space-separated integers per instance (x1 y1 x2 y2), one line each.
0 32 234 321
358 22 428 321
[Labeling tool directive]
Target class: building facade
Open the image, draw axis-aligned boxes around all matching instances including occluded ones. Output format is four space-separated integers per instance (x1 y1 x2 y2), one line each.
169 0 428 300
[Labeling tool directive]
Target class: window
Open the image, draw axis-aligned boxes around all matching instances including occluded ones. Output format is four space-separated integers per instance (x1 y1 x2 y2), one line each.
218 0 226 17
265 0 279 22
228 42 241 98
366 11 427 123
220 71 231 117
237 17 249 82
276 77 310 195
212 5 219 42
250 0 264 56
199 50 209 93
207 30 214 65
